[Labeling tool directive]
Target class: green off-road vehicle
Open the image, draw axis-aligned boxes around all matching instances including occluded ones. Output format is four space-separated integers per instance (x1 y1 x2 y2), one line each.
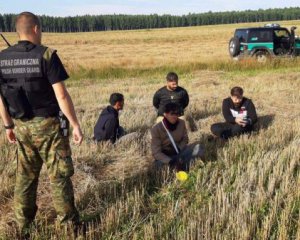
229 23 300 62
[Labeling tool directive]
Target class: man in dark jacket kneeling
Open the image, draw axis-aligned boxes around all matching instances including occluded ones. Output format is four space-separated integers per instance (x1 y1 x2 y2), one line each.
94 93 125 143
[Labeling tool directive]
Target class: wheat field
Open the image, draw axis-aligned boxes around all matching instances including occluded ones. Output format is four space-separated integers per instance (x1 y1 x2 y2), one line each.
0 20 299 239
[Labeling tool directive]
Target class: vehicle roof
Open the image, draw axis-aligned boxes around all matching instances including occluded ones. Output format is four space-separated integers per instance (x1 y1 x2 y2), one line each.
235 27 289 31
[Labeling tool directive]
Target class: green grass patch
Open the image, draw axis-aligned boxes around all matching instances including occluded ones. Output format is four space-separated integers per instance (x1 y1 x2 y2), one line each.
68 58 300 81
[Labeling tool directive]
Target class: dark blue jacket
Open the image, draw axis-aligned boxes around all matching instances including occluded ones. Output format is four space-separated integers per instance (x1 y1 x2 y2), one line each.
93 106 119 143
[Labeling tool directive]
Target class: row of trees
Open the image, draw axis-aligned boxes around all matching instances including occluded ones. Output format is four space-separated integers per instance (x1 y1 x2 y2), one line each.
1 7 300 32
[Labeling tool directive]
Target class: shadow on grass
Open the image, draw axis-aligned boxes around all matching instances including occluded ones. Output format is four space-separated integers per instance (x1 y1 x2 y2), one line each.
78 133 225 227
186 115 198 132
198 133 226 163
77 164 171 225
186 108 221 132
190 108 221 122
255 114 275 131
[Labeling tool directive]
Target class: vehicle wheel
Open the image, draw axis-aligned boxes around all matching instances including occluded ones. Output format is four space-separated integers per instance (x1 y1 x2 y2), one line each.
228 37 240 57
254 50 270 63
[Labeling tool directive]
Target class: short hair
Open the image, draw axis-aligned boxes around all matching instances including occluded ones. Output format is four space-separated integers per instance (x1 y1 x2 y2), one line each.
164 102 179 113
15 12 41 34
109 93 124 106
166 72 178 82
230 86 244 97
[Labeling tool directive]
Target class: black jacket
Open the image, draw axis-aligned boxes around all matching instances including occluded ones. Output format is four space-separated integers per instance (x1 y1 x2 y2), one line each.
153 86 189 116
222 97 257 125
94 106 119 143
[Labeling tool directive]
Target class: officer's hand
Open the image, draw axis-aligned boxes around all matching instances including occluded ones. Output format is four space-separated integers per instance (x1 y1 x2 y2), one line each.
6 129 17 144
72 126 83 145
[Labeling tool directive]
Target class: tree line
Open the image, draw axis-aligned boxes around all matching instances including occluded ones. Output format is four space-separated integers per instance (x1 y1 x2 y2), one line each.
1 7 300 32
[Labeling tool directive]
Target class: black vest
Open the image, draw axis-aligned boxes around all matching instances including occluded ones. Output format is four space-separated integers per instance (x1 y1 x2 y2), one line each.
0 41 59 119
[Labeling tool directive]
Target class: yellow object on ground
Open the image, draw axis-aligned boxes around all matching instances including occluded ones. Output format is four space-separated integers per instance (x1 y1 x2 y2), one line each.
176 171 188 181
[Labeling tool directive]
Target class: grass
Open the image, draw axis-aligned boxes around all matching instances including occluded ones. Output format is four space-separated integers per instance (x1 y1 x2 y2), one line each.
0 20 299 239
67 58 300 81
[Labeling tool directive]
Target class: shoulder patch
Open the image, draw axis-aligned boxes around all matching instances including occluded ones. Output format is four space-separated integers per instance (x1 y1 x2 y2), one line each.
43 47 57 62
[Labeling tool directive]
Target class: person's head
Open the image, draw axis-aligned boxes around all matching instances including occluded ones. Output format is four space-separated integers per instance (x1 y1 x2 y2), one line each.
230 86 244 106
163 102 180 124
166 72 178 91
109 93 124 111
15 12 42 45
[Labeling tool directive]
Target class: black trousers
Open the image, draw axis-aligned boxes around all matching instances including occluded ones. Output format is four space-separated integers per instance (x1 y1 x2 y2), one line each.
211 122 253 139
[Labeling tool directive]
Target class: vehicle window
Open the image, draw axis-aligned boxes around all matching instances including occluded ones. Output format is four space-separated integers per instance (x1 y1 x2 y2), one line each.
274 30 289 38
248 30 272 42
235 30 247 42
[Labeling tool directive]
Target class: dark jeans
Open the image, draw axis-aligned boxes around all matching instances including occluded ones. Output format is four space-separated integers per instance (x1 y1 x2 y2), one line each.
211 122 253 139
155 143 205 171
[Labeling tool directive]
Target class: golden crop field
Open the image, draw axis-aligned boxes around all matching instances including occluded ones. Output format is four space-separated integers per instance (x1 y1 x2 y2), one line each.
0 20 299 239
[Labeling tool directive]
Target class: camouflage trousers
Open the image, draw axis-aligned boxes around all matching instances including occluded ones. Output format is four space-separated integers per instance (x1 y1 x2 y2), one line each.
14 117 79 233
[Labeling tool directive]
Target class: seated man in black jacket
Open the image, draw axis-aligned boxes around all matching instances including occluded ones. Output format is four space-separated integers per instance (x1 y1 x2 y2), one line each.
94 93 125 143
153 72 189 123
211 86 257 140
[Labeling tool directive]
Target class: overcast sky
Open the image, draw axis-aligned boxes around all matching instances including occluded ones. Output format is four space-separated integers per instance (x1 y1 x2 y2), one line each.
1 0 299 16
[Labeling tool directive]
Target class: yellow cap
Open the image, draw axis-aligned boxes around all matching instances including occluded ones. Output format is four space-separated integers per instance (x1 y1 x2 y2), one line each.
176 171 188 181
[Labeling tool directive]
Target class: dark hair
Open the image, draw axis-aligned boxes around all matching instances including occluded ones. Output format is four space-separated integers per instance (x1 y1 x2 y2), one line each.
109 93 124 106
16 12 41 34
166 72 178 82
164 102 180 113
230 86 244 97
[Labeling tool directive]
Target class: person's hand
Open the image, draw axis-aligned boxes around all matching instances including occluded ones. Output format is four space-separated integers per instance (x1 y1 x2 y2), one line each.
72 125 83 145
169 156 178 168
235 118 247 127
6 129 17 144
172 156 184 171
176 160 185 171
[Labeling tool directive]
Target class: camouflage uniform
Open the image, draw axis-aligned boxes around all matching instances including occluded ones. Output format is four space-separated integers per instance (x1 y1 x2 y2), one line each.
14 117 79 232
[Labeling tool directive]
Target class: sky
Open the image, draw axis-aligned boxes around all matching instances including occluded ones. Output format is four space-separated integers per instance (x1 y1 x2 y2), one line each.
1 0 299 16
